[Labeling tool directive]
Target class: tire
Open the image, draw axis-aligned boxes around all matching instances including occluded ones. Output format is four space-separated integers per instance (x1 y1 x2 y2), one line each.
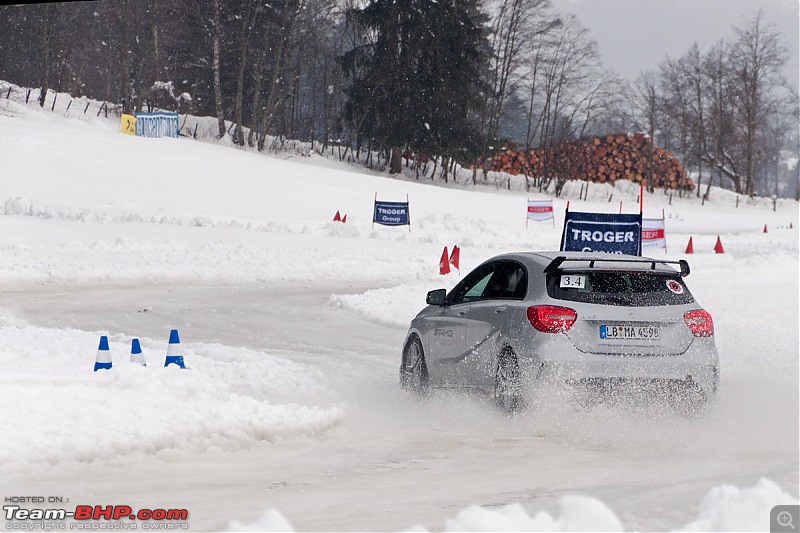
494 347 523 413
400 335 429 395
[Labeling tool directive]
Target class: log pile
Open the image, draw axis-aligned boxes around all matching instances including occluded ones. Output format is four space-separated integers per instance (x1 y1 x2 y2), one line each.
489 133 694 191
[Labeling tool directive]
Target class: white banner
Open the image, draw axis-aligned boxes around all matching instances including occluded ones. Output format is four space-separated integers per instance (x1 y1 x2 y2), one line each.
527 199 554 221
642 217 667 250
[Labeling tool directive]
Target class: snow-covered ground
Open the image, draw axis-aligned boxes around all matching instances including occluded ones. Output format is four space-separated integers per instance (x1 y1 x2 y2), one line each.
1 86 798 532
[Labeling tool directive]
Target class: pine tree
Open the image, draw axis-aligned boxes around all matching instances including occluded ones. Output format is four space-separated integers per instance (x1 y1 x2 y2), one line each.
339 0 488 167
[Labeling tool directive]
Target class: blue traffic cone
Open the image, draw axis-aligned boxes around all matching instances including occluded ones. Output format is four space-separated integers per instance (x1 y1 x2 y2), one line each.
130 338 146 366
94 336 112 371
164 329 186 368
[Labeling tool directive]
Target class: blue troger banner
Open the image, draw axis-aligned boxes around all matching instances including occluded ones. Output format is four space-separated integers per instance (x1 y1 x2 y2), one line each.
373 197 410 227
560 210 643 255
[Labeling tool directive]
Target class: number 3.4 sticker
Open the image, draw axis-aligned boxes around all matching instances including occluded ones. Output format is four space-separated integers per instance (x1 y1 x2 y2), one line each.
560 274 586 289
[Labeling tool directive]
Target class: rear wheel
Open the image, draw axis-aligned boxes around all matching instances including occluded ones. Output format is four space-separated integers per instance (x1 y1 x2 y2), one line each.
400 335 428 395
494 347 522 413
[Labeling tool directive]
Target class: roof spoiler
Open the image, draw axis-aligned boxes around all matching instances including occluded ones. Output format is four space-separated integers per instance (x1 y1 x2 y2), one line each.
543 256 691 277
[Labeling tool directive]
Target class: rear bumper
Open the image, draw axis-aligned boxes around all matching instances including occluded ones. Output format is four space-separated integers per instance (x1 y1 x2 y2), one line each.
521 338 719 398
535 361 718 399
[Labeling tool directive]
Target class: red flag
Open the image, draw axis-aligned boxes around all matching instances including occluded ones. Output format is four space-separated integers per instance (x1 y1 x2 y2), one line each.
449 245 460 270
714 236 725 254
333 211 341 222
685 237 694 254
439 246 450 275
342 214 347 223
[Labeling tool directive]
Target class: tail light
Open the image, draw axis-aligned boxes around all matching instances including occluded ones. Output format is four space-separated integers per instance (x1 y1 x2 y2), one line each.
527 305 577 333
684 309 714 337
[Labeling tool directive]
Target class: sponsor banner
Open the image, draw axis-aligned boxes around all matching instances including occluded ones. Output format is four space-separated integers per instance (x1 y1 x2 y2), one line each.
373 200 410 226
134 111 179 138
527 199 554 221
120 113 136 136
560 211 642 255
642 217 667 250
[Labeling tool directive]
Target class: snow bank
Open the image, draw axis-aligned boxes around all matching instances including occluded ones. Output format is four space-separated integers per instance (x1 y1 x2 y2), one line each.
679 478 800 532
328 282 458 328
440 497 624 532
0 318 343 474
226 478 798 531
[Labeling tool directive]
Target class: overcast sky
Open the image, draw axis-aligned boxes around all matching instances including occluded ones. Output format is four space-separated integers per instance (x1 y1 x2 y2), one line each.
553 0 799 91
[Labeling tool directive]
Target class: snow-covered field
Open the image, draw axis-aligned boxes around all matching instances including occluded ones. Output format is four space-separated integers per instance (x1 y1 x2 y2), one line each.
1 87 798 532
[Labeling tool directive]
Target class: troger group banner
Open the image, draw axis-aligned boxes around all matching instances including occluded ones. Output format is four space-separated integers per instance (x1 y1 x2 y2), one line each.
560 210 642 255
372 195 410 228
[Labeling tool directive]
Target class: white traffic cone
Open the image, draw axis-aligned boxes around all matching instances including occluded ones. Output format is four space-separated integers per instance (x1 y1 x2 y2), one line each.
164 329 186 368
130 338 146 366
94 335 112 371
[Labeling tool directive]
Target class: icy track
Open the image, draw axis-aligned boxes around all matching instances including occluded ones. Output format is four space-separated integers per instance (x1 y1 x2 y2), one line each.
0 86 798 531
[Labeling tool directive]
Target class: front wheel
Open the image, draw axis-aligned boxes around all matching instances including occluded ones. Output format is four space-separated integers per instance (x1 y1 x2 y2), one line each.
400 335 428 395
494 347 523 413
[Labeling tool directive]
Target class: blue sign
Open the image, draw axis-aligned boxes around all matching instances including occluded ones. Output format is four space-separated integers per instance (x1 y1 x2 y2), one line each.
560 211 642 255
373 200 410 227
135 112 179 138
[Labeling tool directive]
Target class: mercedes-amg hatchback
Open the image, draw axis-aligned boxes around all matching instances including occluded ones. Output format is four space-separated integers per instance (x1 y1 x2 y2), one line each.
400 251 719 411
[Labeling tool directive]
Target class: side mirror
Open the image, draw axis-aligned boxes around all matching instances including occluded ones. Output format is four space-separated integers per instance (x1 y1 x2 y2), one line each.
679 259 690 277
426 288 447 306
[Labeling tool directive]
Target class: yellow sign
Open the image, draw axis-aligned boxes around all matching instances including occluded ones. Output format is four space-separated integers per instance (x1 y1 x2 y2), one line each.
120 114 136 136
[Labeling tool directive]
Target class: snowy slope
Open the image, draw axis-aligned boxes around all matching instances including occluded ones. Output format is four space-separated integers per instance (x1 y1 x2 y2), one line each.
0 85 798 532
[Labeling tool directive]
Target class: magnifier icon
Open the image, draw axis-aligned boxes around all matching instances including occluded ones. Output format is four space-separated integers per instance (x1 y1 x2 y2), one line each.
778 511 796 530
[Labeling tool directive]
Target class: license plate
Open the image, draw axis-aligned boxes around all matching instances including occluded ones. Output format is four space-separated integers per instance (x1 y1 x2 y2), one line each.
600 325 661 340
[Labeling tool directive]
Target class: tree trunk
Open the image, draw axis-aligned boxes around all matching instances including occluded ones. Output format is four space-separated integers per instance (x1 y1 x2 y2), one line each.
212 0 226 139
389 147 402 174
37 4 53 108
120 0 134 114
233 0 256 146
247 43 268 147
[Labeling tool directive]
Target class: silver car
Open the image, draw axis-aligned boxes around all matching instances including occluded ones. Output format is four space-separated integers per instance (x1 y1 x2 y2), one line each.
400 251 719 412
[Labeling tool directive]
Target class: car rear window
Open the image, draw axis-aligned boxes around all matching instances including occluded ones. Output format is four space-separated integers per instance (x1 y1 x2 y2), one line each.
546 270 695 307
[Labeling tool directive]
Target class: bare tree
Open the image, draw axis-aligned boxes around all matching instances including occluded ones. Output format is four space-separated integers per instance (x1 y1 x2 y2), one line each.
256 0 303 151
474 0 560 183
702 40 740 195
521 14 600 192
729 10 788 196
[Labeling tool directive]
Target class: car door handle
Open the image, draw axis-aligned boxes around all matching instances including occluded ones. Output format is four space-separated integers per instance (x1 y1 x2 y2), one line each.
495 306 508 314
458 309 470 316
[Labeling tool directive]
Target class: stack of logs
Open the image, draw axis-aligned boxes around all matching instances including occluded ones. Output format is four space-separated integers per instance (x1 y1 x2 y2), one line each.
489 133 694 191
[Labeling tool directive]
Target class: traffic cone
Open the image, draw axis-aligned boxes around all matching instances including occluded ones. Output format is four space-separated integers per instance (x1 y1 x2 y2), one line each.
164 329 186 368
449 245 460 271
439 246 450 275
685 236 694 254
94 335 112 371
763 224 768 233
714 236 725 254
130 338 146 366
342 214 347 223
333 211 341 222
790 222 793 229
